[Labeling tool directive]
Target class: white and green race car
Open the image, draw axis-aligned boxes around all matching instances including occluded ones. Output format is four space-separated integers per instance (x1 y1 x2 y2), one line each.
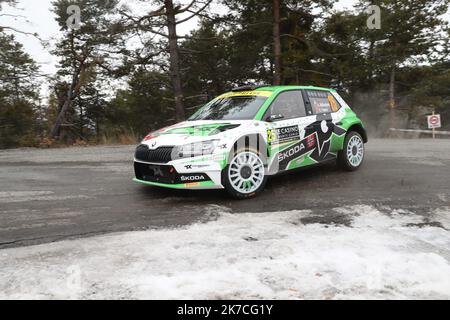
133 85 367 198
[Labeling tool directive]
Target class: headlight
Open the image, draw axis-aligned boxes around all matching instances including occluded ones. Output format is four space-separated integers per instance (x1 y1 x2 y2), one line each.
142 132 156 142
175 140 219 158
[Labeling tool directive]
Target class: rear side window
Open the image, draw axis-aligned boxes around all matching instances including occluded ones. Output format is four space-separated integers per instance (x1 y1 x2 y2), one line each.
306 90 341 114
265 90 306 120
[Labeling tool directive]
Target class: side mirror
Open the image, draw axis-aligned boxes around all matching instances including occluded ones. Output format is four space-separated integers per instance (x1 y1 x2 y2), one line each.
267 114 284 122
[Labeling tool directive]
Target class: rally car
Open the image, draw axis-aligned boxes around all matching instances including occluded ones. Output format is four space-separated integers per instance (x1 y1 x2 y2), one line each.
133 85 367 199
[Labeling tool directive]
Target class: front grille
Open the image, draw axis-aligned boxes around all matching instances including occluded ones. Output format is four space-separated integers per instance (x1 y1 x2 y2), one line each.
134 162 177 184
134 162 212 184
135 144 175 163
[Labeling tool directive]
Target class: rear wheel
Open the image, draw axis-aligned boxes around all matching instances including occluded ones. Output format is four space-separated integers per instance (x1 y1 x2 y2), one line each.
222 150 267 199
338 131 365 171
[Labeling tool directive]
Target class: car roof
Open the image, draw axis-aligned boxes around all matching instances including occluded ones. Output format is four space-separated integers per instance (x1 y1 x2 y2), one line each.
253 85 336 92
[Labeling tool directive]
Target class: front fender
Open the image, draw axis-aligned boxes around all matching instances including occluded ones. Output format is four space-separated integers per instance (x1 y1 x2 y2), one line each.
224 124 269 164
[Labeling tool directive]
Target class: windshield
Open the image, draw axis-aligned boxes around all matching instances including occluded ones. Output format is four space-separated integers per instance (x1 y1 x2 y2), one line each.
189 96 267 121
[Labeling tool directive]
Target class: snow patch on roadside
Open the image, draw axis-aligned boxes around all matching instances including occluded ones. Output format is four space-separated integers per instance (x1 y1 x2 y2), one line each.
336 205 424 228
1 205 450 300
433 207 450 230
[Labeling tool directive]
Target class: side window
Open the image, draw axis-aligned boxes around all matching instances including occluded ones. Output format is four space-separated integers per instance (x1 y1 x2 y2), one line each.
265 90 306 120
307 90 341 114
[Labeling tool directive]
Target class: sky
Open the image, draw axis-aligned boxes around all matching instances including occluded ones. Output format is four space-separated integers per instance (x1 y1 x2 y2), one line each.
1 0 359 77
1 0 449 84
1 0 225 77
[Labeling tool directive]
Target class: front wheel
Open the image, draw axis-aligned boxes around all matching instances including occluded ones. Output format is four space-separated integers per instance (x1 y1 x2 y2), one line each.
222 150 267 199
338 131 365 171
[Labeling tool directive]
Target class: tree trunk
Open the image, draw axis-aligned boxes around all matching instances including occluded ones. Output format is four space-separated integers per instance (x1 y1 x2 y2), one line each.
165 0 185 121
95 91 100 138
388 67 396 131
368 40 374 84
79 103 84 139
50 69 80 138
272 0 281 85
96 118 100 139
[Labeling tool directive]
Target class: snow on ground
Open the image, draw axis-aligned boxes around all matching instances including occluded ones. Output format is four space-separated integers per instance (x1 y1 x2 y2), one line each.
1 205 450 300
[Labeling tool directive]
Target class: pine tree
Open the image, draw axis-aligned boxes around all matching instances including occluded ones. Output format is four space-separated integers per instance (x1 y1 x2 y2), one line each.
356 0 449 129
119 0 214 122
50 0 126 139
0 33 39 147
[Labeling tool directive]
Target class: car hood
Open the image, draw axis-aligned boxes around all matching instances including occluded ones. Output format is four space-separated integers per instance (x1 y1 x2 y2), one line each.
140 120 257 148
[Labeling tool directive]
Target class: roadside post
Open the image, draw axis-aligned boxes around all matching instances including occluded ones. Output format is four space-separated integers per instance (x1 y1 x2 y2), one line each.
427 111 441 139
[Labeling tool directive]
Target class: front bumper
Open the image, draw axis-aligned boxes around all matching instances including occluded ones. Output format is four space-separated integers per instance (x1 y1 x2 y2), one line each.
133 178 219 189
133 159 225 190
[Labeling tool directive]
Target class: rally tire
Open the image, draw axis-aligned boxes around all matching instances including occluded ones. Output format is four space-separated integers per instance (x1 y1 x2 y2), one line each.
338 131 365 171
222 149 268 199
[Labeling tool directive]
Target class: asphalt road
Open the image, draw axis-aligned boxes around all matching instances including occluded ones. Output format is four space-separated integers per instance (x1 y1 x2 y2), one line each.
1 139 449 249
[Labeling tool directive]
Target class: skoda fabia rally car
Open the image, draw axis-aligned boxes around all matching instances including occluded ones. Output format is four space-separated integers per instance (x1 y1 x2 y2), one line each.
133 85 367 199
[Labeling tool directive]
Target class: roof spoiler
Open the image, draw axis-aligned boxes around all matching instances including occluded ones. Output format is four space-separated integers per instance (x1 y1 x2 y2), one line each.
231 84 272 92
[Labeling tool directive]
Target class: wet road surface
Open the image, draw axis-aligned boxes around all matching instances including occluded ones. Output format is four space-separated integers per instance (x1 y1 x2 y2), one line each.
1 139 449 248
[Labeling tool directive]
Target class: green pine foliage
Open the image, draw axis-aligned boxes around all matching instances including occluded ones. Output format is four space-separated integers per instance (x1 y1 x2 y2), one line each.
0 33 40 148
1 0 449 147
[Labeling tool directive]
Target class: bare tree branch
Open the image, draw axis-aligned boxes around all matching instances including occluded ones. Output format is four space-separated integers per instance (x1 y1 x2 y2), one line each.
176 0 213 24
0 13 26 18
281 34 353 57
0 25 42 40
118 5 166 26
176 0 196 14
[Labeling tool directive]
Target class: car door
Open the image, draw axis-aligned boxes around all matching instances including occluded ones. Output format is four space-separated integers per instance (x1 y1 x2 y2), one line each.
302 89 347 162
262 90 317 173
